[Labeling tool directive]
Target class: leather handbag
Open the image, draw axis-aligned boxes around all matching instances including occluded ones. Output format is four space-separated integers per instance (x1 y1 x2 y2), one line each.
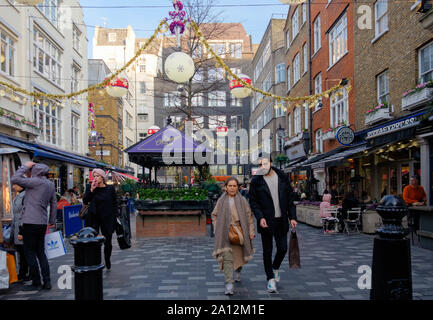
78 204 89 219
229 224 244 246
289 229 301 268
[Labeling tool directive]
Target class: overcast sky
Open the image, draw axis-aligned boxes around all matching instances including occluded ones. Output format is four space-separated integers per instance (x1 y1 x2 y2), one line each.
80 0 289 57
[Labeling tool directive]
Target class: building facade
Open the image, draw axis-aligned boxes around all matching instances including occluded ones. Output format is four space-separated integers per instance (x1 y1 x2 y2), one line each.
0 0 92 197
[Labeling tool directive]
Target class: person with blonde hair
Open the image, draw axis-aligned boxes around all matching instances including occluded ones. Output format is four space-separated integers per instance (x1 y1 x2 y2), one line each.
211 177 255 295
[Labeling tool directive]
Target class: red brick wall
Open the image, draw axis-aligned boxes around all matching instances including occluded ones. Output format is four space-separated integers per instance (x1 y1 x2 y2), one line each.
136 212 207 237
311 0 355 153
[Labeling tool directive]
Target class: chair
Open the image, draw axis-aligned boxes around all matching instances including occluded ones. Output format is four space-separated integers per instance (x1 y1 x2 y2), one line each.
321 208 339 234
343 207 362 235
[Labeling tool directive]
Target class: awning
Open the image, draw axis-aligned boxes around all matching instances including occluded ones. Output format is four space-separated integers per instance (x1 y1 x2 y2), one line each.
0 148 24 155
32 148 96 168
115 172 139 181
309 145 367 168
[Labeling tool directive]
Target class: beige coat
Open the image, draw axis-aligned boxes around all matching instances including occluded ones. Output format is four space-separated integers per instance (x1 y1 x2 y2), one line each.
212 194 255 271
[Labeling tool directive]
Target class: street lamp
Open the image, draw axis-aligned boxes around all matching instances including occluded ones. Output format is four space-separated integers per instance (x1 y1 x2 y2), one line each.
277 124 286 169
98 133 105 162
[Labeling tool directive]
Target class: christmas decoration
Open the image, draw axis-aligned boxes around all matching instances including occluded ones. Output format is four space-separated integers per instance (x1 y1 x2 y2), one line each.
105 76 129 97
15 0 43 5
229 74 252 99
164 52 195 83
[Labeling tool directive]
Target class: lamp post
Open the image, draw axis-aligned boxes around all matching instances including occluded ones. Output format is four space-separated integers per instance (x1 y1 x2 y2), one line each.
277 124 285 169
98 133 105 162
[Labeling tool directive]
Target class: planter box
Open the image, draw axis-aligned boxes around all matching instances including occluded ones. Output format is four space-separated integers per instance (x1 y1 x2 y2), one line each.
401 87 433 111
284 132 303 148
322 130 337 141
135 199 209 211
295 205 321 227
365 107 393 126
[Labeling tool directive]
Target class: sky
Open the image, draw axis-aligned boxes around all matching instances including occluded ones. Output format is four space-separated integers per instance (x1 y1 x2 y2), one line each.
80 0 290 58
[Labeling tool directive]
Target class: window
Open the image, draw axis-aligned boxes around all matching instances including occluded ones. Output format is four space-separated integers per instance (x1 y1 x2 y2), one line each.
138 114 148 122
313 15 321 54
33 96 62 145
375 0 388 38
264 105 272 125
287 66 291 91
192 116 204 130
254 55 264 81
251 121 257 136
209 43 226 58
208 116 226 129
275 64 285 83
419 42 433 83
139 64 146 73
315 130 323 153
37 0 60 28
304 103 309 129
314 73 322 111
192 44 202 58
286 31 290 49
230 43 242 59
231 116 243 130
257 114 263 131
125 111 133 129
329 14 347 67
303 43 308 75
192 69 204 83
138 103 147 114
164 91 181 107
263 40 271 66
208 68 224 82
208 91 226 107
33 27 62 86
288 113 292 137
108 33 117 42
292 7 299 41
276 103 285 117
72 25 81 53
71 65 79 92
330 88 348 127
377 70 389 104
231 96 242 107
302 3 307 25
294 107 301 134
140 82 146 94
264 72 272 92
0 30 16 77
191 93 204 107
139 132 147 140
230 67 241 76
71 114 79 152
293 53 300 85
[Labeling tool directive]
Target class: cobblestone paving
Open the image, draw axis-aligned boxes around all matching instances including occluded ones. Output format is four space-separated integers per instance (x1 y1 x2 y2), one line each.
1 214 433 300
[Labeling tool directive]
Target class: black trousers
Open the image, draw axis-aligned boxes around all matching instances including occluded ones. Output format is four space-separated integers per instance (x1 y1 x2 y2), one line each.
87 216 113 264
260 218 288 281
15 244 29 279
22 224 50 286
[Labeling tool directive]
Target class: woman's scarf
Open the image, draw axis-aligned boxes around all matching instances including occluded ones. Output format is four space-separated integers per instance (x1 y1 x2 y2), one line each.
212 192 255 264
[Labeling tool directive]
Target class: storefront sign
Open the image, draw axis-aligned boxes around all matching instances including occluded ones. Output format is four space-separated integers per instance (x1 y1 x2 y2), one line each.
366 116 419 139
287 143 307 161
336 127 355 146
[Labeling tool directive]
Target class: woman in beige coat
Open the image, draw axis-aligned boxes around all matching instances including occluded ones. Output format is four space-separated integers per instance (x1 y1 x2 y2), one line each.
211 177 255 295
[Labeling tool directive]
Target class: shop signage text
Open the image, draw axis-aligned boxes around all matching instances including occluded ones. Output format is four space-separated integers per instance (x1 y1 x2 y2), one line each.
366 116 419 139
336 127 355 146
287 143 306 161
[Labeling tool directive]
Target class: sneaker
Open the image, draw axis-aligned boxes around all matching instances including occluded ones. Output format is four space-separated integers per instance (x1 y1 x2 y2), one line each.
267 279 277 293
235 270 241 282
224 282 234 295
273 269 280 283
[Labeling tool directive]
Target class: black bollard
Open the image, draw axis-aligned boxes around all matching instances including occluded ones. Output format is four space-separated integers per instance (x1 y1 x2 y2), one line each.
70 227 105 300
370 195 412 300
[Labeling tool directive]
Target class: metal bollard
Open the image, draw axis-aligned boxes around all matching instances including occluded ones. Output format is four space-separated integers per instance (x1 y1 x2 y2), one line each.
370 195 412 300
70 227 105 300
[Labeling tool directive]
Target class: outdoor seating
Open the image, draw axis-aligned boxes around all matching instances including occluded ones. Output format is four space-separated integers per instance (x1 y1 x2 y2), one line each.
343 207 362 235
320 208 339 234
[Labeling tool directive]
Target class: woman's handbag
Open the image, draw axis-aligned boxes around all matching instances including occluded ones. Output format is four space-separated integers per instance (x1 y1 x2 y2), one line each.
78 204 89 219
289 229 301 268
115 218 131 250
229 224 244 246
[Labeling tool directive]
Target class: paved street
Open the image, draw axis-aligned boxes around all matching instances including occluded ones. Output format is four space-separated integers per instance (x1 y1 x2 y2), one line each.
1 214 433 300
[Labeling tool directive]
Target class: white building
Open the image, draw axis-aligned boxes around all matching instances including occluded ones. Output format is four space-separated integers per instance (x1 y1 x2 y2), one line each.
0 0 93 194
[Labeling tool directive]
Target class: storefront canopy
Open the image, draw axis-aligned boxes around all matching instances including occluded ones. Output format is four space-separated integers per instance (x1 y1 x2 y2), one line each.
125 125 213 168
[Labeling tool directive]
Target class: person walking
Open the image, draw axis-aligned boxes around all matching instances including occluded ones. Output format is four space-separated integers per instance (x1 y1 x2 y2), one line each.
248 154 297 293
11 162 57 290
83 169 118 270
211 177 255 295
10 184 29 282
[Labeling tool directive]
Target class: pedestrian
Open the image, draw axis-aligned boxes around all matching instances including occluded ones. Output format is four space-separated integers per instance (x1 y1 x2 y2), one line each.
11 162 57 291
211 177 255 295
83 169 119 270
330 183 340 205
248 154 297 293
10 184 30 282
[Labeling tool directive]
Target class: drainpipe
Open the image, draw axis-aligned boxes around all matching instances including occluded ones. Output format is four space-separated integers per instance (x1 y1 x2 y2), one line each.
308 0 313 154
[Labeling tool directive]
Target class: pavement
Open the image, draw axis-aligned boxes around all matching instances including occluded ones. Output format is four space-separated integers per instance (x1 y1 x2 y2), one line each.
1 213 433 300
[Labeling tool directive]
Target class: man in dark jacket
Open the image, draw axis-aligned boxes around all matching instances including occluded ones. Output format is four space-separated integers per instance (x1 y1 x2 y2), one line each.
249 154 297 293
11 161 57 290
